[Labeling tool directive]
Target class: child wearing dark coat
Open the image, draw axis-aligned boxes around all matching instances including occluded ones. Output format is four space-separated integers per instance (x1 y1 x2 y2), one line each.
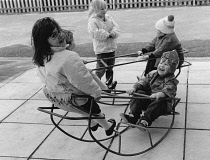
121 50 179 127
137 15 184 76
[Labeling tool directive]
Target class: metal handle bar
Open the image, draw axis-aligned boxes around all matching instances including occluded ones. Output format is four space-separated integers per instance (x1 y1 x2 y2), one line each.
101 90 180 101
91 58 155 71
86 52 138 64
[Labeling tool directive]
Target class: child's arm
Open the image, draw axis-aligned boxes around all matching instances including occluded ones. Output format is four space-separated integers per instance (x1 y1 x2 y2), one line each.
153 79 179 100
88 20 109 41
109 17 120 39
62 52 102 99
126 71 154 95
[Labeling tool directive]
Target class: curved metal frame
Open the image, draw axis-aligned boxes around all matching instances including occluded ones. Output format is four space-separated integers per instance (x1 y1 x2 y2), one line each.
37 52 191 156
88 95 181 156
38 104 119 142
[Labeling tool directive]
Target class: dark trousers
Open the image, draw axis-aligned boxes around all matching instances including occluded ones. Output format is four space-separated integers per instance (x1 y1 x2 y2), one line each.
95 52 115 82
129 90 168 126
144 59 157 76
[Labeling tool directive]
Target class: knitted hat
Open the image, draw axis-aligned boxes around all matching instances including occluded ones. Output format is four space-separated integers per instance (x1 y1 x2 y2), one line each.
161 50 179 73
155 15 175 34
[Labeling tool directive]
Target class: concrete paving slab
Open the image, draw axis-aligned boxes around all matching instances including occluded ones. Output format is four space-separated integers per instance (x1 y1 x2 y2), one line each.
32 126 108 160
106 129 184 160
185 130 210 160
188 70 210 84
0 123 54 157
188 85 210 104
187 103 210 129
3 100 66 124
10 68 40 83
0 100 25 121
0 82 42 99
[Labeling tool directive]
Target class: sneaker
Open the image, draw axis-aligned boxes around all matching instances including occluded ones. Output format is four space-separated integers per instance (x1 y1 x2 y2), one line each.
120 113 138 124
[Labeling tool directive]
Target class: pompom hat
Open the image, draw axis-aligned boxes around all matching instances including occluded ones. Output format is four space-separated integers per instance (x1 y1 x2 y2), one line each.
161 50 179 73
155 15 175 34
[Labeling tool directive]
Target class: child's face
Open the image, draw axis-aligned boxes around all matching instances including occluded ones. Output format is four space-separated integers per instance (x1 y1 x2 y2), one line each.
96 5 107 18
157 58 171 76
48 28 66 47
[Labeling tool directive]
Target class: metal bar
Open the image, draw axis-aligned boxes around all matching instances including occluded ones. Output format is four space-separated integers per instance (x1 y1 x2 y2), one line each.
86 52 138 64
92 58 150 71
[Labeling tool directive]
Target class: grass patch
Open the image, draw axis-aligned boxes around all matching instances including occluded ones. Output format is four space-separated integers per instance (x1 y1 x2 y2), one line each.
0 39 210 57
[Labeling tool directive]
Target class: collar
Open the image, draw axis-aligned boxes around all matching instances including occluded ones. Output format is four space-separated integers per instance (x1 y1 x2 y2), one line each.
51 44 69 52
151 71 176 84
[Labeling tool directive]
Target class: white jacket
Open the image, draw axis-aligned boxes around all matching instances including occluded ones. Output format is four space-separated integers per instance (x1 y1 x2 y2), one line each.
37 46 102 110
88 14 120 54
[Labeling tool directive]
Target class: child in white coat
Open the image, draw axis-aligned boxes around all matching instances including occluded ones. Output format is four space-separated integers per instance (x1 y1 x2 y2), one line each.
31 17 116 136
88 0 120 90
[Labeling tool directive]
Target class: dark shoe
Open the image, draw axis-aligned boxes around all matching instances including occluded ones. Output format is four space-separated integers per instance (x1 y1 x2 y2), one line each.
108 81 117 90
105 119 116 136
90 123 101 131
120 113 138 124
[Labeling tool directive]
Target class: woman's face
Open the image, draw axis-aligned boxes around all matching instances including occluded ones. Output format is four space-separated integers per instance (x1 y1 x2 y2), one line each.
48 28 66 47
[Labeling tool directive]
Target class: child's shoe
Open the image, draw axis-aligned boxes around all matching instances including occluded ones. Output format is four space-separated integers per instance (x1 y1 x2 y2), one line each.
120 113 138 124
90 123 101 131
106 77 117 90
105 119 116 136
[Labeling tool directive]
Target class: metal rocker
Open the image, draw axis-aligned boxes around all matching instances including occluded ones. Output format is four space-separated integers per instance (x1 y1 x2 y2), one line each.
37 51 191 156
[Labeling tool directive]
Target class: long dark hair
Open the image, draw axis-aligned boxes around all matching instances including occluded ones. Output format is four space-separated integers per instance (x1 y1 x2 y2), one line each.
31 17 61 67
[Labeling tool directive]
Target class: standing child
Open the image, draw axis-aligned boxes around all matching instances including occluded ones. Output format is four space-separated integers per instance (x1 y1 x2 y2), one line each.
120 50 179 127
137 15 184 76
88 0 120 89
31 17 116 136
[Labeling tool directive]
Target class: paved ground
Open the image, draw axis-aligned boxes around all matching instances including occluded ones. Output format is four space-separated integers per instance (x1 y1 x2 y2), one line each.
0 57 210 160
1 6 210 160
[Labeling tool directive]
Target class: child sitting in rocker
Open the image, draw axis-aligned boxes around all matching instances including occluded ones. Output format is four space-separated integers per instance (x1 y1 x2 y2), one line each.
32 17 116 136
120 50 179 127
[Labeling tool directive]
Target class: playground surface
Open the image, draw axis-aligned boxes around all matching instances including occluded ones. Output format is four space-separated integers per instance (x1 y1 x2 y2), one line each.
0 57 210 160
0 6 210 160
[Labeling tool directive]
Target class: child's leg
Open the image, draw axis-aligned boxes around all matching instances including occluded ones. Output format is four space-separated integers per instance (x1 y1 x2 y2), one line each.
105 51 115 82
79 97 116 135
144 58 157 76
141 100 168 126
95 54 106 79
130 90 151 118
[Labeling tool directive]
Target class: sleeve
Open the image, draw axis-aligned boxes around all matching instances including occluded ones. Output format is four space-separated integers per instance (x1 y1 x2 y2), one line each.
149 37 171 58
110 17 120 39
145 37 156 52
162 79 179 98
133 71 153 90
62 52 102 98
88 18 109 41
176 44 185 68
